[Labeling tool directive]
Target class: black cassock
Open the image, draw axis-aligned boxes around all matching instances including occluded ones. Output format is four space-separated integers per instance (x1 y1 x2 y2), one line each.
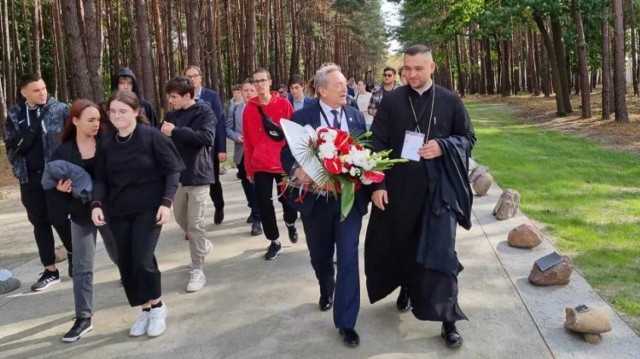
364 84 476 322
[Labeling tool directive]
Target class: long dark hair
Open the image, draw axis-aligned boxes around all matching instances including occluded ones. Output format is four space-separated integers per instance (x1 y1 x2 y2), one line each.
60 99 105 143
106 90 150 125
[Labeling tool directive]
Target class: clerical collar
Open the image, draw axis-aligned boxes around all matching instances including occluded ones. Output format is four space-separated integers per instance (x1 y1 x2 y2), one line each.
412 80 433 96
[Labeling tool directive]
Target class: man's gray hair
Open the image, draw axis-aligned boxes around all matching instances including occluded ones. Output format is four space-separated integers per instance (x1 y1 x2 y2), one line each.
314 65 342 90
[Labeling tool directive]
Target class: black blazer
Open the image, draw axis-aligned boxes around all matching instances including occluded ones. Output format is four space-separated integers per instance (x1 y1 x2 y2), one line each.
281 101 370 216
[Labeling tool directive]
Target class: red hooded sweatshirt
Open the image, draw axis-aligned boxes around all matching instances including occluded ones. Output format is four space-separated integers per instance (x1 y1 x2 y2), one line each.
242 92 294 177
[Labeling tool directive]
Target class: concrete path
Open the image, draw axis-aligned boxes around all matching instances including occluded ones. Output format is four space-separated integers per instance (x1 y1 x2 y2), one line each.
0 170 638 359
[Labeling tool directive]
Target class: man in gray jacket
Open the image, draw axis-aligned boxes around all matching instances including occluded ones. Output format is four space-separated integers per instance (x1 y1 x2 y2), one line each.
4 73 72 291
225 80 261 236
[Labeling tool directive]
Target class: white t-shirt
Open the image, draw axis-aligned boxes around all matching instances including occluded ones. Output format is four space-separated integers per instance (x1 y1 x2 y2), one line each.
355 91 373 126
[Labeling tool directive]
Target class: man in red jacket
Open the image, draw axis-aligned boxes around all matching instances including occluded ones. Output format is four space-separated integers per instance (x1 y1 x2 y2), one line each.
243 68 299 260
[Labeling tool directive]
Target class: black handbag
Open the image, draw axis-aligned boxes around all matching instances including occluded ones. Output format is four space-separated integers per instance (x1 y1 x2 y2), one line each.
257 106 285 141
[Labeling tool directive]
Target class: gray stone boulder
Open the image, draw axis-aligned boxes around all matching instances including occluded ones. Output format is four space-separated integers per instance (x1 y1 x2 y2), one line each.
507 224 542 248
528 255 574 286
492 189 521 220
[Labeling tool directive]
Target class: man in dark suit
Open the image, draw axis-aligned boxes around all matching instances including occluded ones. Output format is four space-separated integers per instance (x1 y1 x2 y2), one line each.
184 66 228 225
281 65 368 348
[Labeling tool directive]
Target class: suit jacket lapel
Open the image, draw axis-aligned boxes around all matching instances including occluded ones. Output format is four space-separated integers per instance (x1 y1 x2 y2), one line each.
311 102 322 129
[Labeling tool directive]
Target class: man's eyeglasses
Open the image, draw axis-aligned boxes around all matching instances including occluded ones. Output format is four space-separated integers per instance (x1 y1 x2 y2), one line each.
383 73 394 78
252 78 269 84
185 74 200 79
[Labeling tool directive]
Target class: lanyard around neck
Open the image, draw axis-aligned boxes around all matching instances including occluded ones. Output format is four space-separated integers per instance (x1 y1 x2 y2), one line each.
408 84 436 140
319 106 344 128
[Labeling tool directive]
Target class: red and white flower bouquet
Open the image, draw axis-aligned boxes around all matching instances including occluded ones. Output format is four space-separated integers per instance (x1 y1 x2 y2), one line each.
281 120 406 220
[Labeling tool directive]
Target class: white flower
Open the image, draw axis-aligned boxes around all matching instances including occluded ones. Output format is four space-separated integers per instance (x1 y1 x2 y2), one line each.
349 167 357 176
361 176 373 185
318 142 336 159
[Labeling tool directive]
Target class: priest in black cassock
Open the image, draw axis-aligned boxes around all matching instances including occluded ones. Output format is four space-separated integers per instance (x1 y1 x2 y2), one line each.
364 44 476 348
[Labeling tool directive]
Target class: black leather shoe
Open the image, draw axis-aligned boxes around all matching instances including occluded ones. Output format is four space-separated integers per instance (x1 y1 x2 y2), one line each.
396 286 411 312
214 208 224 224
246 215 254 224
339 328 360 347
62 318 92 342
251 222 263 236
286 224 298 243
319 296 333 311
441 323 463 348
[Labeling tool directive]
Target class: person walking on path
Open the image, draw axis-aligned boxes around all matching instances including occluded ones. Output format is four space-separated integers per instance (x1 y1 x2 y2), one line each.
367 67 400 118
183 66 228 225
4 73 72 292
91 90 184 338
281 65 369 348
48 99 118 342
225 81 263 236
243 68 299 260
365 45 476 348
161 77 216 292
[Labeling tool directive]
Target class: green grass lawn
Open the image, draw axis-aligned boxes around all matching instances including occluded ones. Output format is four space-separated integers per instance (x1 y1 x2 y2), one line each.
466 102 640 332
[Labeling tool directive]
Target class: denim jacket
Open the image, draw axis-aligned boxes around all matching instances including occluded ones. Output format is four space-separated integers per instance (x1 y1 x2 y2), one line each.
4 97 69 184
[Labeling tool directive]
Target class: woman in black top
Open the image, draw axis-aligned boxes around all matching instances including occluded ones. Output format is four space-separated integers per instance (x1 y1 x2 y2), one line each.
91 90 184 338
50 99 118 342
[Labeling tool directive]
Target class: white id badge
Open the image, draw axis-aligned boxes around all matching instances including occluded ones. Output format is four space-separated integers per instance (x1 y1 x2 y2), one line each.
401 131 425 161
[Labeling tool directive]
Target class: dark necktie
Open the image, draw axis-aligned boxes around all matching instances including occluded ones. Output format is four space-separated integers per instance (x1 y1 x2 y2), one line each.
331 109 340 128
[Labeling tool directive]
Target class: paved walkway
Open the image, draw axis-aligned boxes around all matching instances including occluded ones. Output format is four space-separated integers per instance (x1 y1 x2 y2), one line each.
0 170 638 359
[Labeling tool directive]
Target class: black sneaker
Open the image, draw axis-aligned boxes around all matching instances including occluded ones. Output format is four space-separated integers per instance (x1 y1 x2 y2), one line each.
62 318 92 342
251 222 263 236
67 252 73 278
265 242 282 260
31 269 61 292
286 224 299 244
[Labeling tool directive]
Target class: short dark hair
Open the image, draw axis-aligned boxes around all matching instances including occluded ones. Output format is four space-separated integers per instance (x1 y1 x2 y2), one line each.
404 44 432 57
288 74 305 88
252 68 271 79
278 84 287 91
165 76 195 98
19 73 42 89
242 78 253 85
383 67 396 75
231 84 242 92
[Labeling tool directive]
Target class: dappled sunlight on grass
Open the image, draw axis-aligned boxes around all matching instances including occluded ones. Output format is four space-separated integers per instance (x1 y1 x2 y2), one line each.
466 101 640 332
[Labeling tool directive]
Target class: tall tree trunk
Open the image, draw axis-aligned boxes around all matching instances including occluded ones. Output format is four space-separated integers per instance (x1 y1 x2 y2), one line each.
52 0 69 102
31 0 41 75
2 0 15 106
289 0 300 77
454 35 465 96
533 13 567 115
151 0 168 110
61 0 92 99
500 38 511 96
572 0 591 118
22 0 33 73
187 0 201 66
612 0 629 122
244 0 256 78
83 0 104 102
628 0 639 95
484 37 495 95
135 0 157 107
528 28 540 96
602 1 613 120
550 14 573 113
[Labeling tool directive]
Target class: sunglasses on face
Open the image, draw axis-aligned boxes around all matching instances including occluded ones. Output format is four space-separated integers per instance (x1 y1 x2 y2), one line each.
383 73 394 78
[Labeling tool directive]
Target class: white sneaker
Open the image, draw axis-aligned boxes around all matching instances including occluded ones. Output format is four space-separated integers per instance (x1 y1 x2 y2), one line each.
186 269 206 292
147 303 168 337
129 311 150 337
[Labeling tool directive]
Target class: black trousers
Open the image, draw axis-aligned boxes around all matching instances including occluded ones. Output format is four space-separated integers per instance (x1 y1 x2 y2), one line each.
20 173 72 267
209 153 224 210
237 156 260 220
253 172 297 241
109 209 162 307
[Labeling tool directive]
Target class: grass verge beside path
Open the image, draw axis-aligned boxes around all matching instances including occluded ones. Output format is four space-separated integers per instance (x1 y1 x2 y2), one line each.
466 101 640 334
